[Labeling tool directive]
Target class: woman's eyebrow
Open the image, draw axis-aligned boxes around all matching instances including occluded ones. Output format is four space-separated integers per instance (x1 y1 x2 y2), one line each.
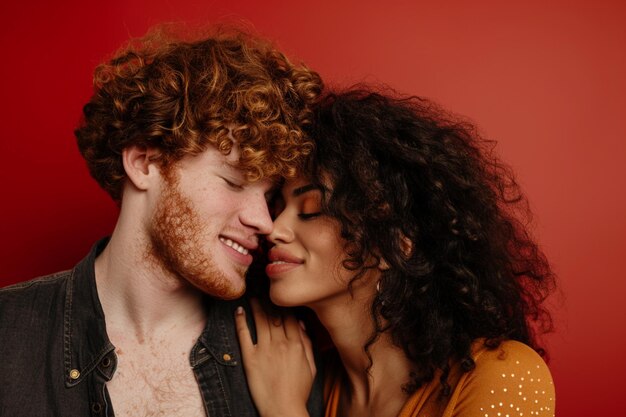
292 184 320 196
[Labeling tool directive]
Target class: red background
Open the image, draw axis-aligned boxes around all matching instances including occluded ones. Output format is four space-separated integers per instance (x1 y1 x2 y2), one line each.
1 1 624 415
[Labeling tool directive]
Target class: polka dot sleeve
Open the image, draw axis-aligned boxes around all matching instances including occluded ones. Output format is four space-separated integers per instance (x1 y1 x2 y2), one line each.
446 341 555 417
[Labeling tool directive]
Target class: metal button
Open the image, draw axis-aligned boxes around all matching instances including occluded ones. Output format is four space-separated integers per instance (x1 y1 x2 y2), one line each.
91 402 102 413
222 353 232 361
69 369 80 380
101 357 112 368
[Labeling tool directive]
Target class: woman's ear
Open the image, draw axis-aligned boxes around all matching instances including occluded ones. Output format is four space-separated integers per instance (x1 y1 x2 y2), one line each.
400 235 413 258
122 146 161 191
378 257 390 271
377 234 413 271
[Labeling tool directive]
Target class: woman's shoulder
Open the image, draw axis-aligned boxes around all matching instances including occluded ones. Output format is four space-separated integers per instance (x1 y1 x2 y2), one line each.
446 340 555 417
469 339 554 393
471 339 550 373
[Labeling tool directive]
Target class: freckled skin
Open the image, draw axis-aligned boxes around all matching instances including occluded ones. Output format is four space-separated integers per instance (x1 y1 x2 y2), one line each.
106 328 206 417
104 147 273 416
149 171 242 300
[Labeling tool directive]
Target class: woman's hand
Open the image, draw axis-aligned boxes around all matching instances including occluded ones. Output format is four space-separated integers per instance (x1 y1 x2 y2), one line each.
235 299 315 417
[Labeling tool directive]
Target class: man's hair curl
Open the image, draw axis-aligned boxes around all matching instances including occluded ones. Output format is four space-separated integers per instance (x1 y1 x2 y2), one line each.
76 25 322 201
307 88 556 394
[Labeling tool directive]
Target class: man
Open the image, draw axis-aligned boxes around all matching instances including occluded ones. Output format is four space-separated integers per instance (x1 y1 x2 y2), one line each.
0 26 323 417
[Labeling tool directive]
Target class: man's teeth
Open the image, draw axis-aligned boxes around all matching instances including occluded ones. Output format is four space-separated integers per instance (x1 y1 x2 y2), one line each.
271 261 288 264
219 237 249 255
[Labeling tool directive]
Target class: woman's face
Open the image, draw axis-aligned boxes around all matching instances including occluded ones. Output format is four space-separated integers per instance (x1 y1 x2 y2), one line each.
265 177 372 308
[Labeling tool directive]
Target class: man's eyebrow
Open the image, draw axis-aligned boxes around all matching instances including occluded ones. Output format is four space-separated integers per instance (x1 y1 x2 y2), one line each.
221 162 244 175
293 184 320 196
219 163 250 182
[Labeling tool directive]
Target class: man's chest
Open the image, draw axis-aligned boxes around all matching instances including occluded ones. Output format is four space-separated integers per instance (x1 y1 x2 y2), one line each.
106 346 206 417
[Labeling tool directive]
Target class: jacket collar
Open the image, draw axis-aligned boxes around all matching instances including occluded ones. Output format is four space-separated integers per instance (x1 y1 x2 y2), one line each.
195 296 252 368
63 238 244 386
63 238 115 388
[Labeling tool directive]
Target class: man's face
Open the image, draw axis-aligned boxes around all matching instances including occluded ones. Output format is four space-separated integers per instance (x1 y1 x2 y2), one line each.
148 145 274 300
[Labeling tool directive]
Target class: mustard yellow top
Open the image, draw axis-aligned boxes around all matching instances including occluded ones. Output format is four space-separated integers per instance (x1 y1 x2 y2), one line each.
324 340 555 417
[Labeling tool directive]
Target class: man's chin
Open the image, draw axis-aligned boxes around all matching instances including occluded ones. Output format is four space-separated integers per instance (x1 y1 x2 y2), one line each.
189 273 247 300
216 286 246 300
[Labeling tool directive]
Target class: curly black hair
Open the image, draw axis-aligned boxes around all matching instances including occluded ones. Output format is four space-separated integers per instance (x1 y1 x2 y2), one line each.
305 88 556 394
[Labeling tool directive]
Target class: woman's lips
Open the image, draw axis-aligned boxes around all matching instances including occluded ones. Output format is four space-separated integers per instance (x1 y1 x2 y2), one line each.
265 248 304 276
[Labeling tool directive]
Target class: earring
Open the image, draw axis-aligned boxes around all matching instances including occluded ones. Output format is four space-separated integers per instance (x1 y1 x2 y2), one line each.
376 281 386 306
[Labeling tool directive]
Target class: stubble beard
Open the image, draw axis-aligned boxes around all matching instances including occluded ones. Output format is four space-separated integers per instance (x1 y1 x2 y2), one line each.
147 174 247 300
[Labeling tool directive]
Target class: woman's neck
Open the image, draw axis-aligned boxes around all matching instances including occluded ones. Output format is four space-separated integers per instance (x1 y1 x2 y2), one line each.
311 293 414 417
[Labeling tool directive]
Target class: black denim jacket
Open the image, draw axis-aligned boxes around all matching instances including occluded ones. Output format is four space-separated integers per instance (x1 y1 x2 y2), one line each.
0 239 324 417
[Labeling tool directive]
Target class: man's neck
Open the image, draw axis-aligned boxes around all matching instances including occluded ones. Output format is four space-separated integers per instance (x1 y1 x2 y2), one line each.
97 225 209 417
94 225 207 343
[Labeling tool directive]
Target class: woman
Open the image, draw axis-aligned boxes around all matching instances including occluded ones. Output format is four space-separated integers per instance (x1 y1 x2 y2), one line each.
235 89 556 417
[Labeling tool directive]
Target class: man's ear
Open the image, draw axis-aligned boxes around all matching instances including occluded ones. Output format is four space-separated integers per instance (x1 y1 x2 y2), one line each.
122 146 161 191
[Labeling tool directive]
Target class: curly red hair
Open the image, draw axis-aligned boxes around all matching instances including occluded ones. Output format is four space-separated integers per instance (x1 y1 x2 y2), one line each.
76 25 322 201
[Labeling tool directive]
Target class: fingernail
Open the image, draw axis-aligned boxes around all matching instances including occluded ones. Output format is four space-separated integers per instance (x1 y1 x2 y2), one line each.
236 306 244 315
299 320 306 331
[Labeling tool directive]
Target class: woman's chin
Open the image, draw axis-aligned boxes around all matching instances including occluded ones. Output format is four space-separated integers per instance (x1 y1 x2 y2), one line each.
269 288 303 308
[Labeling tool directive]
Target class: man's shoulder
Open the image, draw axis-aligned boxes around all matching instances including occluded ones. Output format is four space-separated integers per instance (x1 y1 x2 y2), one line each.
1 269 72 293
0 269 72 322
0 270 76 413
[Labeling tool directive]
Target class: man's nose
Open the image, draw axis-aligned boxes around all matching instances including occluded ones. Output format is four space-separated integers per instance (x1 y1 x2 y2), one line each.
240 193 273 235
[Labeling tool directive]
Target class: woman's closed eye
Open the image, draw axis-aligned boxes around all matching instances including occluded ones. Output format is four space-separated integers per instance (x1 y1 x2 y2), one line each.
298 212 321 220
298 195 322 220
